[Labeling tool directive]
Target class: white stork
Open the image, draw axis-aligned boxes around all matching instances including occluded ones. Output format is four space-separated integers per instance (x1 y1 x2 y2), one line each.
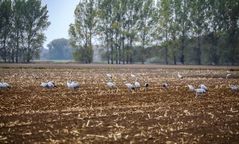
106 81 116 88
199 84 208 91
162 82 169 89
187 84 195 92
226 73 231 79
106 74 112 79
195 88 206 97
134 81 141 91
144 82 149 91
130 72 136 78
125 82 135 92
0 82 10 89
229 85 238 92
40 81 56 89
177 72 183 79
67 81 80 89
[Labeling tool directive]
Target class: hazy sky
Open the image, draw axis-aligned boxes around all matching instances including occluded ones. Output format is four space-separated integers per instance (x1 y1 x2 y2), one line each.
42 0 80 48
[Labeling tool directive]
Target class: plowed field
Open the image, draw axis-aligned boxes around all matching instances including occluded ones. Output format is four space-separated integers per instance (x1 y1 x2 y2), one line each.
0 64 239 143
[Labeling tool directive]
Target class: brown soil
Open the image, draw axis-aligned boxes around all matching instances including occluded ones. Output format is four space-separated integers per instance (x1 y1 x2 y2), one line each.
0 65 239 143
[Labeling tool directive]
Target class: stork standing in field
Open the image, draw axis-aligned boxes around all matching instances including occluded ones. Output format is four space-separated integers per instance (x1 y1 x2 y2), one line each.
229 85 238 92
47 81 56 88
199 84 208 91
129 73 141 92
177 72 183 79
162 82 169 90
130 72 136 78
144 82 149 92
106 81 118 92
187 84 207 98
0 82 10 89
226 73 231 79
106 74 112 80
195 88 206 98
187 84 195 92
134 80 141 91
67 80 80 89
106 73 118 92
125 82 135 92
41 81 56 89
106 81 116 89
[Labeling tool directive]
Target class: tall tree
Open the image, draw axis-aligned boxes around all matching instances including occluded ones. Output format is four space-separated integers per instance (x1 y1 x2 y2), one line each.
125 0 141 64
0 0 12 62
47 38 73 60
23 0 50 62
138 0 155 64
224 0 239 65
158 0 172 64
176 0 191 64
11 0 25 63
97 0 113 64
206 0 225 65
189 0 207 65
69 0 97 63
169 0 180 65
0 0 50 63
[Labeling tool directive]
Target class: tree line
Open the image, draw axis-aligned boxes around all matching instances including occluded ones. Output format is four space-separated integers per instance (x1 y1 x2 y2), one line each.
40 38 73 60
69 0 239 65
0 0 50 63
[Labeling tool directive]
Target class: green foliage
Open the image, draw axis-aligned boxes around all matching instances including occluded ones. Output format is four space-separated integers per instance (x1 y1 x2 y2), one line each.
155 0 239 65
0 0 50 63
47 38 73 60
67 0 239 65
69 0 97 63
0 0 12 62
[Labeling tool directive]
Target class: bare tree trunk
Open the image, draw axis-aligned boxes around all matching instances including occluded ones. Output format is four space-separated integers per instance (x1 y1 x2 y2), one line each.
141 46 145 64
106 33 110 64
107 46 110 64
196 35 201 65
126 44 129 64
11 49 15 63
165 29 168 64
173 55 177 65
180 34 185 64
171 32 177 65
129 37 133 64
16 33 19 63
118 43 121 64
122 37 125 64
209 32 219 65
110 33 114 64
228 21 237 65
3 39 7 63
115 33 119 64
27 47 31 63
141 35 145 64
